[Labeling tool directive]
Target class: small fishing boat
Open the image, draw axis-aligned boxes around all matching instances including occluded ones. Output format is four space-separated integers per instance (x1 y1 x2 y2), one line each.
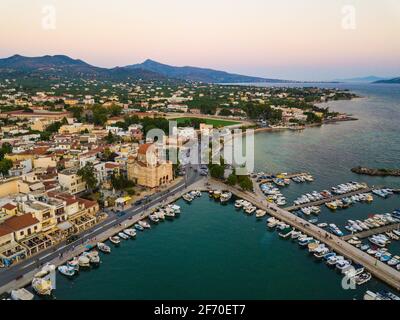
11 288 34 301
118 232 130 240
182 193 194 203
86 251 100 264
235 200 244 208
123 229 137 238
255 209 267 218
220 192 232 203
78 255 91 268
149 214 160 223
354 272 372 285
134 224 144 231
67 257 79 272
164 210 175 219
109 236 121 244
97 242 111 253
245 206 257 215
32 278 53 296
213 190 222 199
317 223 328 228
139 220 151 229
58 265 76 277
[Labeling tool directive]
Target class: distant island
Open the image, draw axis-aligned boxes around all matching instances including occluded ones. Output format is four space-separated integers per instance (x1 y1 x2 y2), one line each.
374 77 400 84
351 166 400 177
334 76 390 83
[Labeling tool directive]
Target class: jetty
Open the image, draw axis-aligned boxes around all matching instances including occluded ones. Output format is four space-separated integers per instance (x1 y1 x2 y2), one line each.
285 187 373 212
207 179 400 291
342 223 400 241
257 172 310 184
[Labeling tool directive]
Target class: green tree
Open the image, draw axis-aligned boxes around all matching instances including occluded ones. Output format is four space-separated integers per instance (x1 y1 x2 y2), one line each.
0 158 13 176
226 173 238 186
77 162 98 192
239 176 253 191
209 164 225 180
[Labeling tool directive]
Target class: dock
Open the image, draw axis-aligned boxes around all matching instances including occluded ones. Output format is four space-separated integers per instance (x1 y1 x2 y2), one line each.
257 172 309 184
207 179 400 291
342 223 400 241
285 187 373 212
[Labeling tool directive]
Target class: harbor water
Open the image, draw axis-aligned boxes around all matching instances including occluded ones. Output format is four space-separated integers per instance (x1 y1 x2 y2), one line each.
54 83 400 300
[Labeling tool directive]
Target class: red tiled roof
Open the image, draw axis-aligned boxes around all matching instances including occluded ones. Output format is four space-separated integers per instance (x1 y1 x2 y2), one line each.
138 143 152 155
0 225 13 237
4 214 40 231
1 203 17 211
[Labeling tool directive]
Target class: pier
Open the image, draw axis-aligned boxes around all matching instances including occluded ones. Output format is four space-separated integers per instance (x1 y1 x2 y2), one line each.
207 179 400 291
285 187 373 212
342 223 400 241
257 172 309 184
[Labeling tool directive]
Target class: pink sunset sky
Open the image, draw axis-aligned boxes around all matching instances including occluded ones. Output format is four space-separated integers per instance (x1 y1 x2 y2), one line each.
1 0 399 80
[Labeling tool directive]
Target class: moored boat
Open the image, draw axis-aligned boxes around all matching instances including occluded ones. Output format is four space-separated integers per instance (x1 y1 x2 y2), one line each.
11 288 34 301
97 242 111 253
58 265 76 277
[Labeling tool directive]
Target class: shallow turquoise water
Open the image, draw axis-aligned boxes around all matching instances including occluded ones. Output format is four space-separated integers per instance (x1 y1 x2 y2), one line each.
54 83 400 300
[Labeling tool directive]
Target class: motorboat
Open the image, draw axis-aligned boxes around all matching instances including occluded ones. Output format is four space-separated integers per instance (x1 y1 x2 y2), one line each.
220 192 232 203
32 278 53 296
123 229 137 238
354 272 372 285
336 259 351 271
182 193 194 202
118 232 130 240
97 242 111 253
109 235 121 244
235 200 245 208
134 223 145 231
78 255 91 268
138 220 151 229
149 214 160 223
67 257 80 271
11 288 34 301
85 251 100 264
58 265 76 277
256 209 267 218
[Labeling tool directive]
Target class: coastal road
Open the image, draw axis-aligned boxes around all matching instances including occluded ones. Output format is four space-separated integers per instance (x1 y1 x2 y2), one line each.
0 162 202 292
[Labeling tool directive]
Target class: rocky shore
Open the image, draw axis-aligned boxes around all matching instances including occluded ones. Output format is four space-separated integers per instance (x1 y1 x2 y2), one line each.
351 166 400 177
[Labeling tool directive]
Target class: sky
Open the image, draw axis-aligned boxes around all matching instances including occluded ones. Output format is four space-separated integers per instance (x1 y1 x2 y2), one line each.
0 0 399 81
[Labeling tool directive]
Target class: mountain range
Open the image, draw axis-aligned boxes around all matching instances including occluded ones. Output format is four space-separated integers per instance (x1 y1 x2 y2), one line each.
0 54 285 84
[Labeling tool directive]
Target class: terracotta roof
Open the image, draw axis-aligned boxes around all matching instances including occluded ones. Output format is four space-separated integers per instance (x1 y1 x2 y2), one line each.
138 143 152 155
4 214 40 231
1 203 17 211
0 225 13 237
78 198 97 208
105 163 120 169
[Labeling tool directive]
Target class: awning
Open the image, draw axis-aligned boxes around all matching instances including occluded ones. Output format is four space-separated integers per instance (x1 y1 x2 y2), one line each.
57 221 73 231
115 196 132 204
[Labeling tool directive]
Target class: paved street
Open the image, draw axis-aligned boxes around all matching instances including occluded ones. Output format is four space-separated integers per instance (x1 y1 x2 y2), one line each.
0 162 201 290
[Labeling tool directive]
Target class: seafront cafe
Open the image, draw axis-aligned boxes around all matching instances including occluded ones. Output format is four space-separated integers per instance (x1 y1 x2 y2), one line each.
0 243 27 267
115 196 132 209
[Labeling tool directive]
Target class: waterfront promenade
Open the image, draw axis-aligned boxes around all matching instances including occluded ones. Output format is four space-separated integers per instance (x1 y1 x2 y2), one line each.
0 165 202 294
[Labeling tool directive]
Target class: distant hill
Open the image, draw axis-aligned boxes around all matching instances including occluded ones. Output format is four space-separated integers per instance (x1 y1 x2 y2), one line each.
374 77 400 84
334 75 390 83
0 54 166 82
126 59 286 83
